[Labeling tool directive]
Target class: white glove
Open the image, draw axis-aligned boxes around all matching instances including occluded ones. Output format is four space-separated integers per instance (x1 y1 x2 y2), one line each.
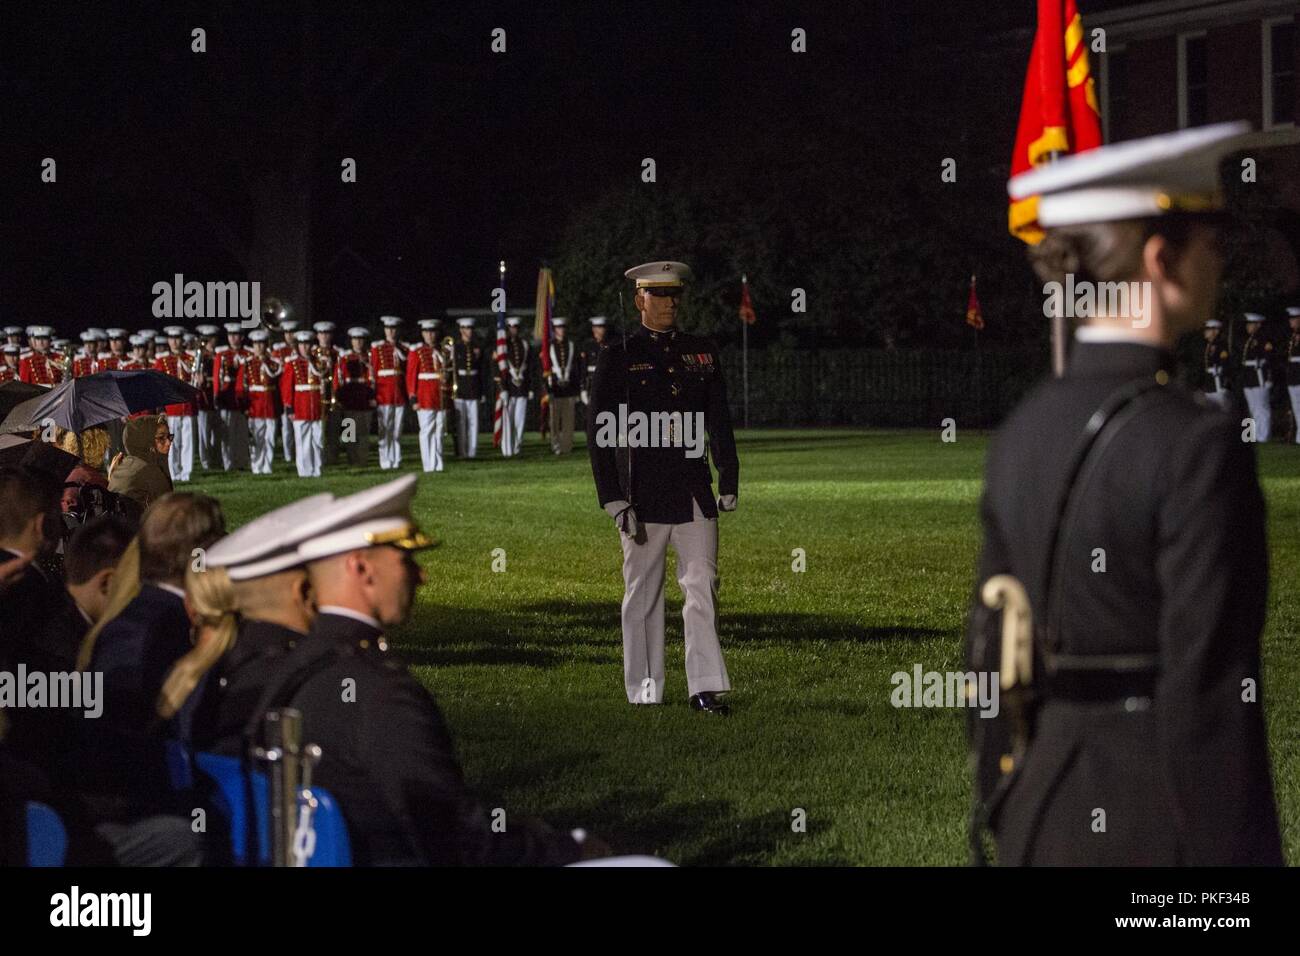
718 494 737 512
580 390 589 405
603 500 639 537
528 391 534 400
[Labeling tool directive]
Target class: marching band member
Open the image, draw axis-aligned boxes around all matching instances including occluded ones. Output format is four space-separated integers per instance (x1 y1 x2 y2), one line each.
120 335 149 370
453 316 485 457
237 329 282 475
154 327 197 482
580 316 608 406
3 326 21 350
0 344 19 383
371 315 406 470
314 321 343 464
193 325 220 471
1239 312 1273 442
99 329 129 372
336 327 376 466
274 320 301 463
499 316 532 457
71 332 97 378
546 317 580 455
18 325 61 387
407 318 447 472
281 329 325 478
214 322 252 471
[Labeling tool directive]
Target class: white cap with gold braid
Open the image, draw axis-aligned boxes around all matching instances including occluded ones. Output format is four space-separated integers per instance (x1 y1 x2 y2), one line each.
294 474 435 564
625 261 692 288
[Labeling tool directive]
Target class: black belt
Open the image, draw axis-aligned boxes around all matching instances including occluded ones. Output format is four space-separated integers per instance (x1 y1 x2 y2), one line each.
1042 653 1158 703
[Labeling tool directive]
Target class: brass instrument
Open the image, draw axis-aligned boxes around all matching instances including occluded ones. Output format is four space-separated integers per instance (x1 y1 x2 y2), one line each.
254 708 323 867
47 340 76 376
441 336 457 401
261 296 290 333
311 345 338 411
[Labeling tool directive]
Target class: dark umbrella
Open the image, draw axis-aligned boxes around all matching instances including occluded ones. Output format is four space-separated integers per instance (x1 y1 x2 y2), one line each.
21 370 200 433
0 394 46 435
0 433 80 480
0 380 44 421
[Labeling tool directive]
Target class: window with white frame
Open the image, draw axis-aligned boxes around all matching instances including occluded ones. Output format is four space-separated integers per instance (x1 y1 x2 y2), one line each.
1263 16 1295 129
1178 32 1208 129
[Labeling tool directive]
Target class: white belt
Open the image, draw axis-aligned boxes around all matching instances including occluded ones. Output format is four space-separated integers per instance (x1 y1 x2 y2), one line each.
418 372 441 380
295 385 320 392
248 385 269 392
378 369 398 376
1245 360 1264 367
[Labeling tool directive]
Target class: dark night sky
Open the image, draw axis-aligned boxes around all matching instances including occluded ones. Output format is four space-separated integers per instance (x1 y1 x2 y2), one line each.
2 0 1140 333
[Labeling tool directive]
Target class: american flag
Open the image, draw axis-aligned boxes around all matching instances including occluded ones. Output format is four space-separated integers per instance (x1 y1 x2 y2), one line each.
492 260 508 448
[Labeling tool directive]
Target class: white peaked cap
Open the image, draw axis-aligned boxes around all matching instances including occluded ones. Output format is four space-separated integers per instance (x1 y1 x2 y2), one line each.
1244 312 1266 322
294 330 314 342
589 316 607 326
456 317 474 328
279 319 301 331
248 329 269 342
1205 319 1222 328
196 325 219 336
313 321 336 332
224 322 244 333
551 317 567 327
1286 307 1300 317
1009 121 1264 229
348 326 370 338
294 474 435 564
380 315 402 327
624 261 692 287
206 494 336 581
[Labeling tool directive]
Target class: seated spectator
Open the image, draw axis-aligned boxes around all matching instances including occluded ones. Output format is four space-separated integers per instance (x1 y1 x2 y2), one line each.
57 427 110 514
77 492 225 866
107 416 173 511
0 466 62 667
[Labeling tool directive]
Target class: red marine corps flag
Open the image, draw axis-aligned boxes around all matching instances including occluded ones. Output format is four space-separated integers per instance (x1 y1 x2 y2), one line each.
1008 0 1103 244
966 275 984 331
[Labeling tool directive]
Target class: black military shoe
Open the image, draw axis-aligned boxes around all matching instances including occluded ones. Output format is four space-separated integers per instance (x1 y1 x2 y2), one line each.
688 692 731 716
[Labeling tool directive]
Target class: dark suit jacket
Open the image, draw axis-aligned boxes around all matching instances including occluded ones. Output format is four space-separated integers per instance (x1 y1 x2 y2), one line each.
79 584 196 822
191 619 302 756
252 611 582 866
967 341 1282 865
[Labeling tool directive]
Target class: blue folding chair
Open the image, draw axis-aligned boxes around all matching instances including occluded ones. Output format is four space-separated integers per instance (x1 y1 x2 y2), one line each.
193 752 349 866
25 802 67 867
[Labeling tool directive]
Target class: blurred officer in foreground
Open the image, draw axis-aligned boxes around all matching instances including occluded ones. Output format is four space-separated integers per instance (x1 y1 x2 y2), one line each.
248 475 604 865
970 122 1285 866
587 261 738 714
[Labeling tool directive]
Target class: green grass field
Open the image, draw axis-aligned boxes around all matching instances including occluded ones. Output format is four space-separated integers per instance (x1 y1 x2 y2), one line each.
190 429 1299 865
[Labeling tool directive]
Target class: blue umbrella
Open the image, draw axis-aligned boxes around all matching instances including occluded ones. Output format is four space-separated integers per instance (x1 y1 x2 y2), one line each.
20 369 201 433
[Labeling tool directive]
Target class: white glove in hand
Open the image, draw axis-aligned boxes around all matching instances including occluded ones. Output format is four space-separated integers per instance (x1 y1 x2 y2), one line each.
717 494 737 512
603 500 639 537
580 390 589 405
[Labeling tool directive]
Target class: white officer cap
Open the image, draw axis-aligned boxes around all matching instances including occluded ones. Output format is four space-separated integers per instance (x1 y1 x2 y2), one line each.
3 326 21 336
79 331 95 342
418 319 441 330
164 326 185 337
52 338 71 349
294 330 314 342
1205 319 1222 328
224 322 244 333
29 326 53 338
279 319 301 332
129 334 147 347
153 336 168 346
2 344 18 355
107 328 127 338
456 317 474 328
313 321 336 333
348 326 370 338
206 493 336 581
1244 312 1265 323
138 328 158 339
552 317 567 328
1008 121 1262 229
86 327 106 339
248 329 269 342
294 474 435 564
589 316 607 327
1286 306 1300 317
625 261 692 288
196 324 219 336
505 316 521 327
380 315 402 328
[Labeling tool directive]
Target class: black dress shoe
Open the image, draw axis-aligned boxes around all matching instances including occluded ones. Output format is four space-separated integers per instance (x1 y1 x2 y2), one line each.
688 692 731 716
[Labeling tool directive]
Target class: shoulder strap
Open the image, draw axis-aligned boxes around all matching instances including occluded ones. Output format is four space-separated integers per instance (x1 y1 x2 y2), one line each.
239 644 350 755
1039 377 1170 664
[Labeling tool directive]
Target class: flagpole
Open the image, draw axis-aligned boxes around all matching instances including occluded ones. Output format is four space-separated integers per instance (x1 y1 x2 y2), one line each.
742 273 750 430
